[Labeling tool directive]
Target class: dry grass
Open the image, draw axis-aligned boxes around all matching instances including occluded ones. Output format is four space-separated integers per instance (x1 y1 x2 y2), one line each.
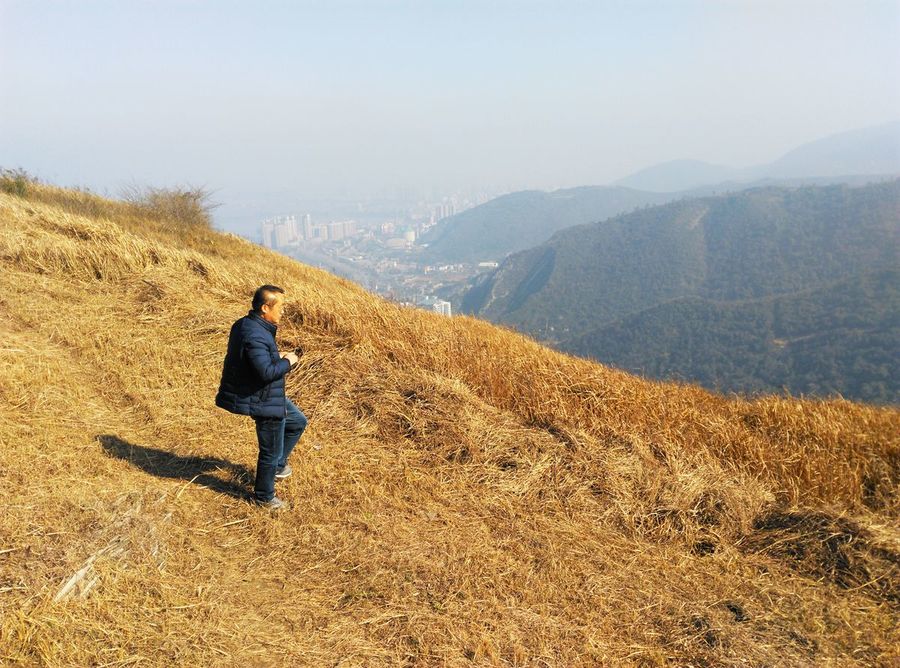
0 182 897 666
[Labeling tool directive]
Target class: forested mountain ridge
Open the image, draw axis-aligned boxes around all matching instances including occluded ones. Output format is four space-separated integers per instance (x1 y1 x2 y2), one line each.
462 180 900 403
565 270 899 403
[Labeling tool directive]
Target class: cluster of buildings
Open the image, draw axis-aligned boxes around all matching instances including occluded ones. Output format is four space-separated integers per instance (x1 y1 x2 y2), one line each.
254 194 496 317
377 219 434 250
259 194 478 252
261 214 358 250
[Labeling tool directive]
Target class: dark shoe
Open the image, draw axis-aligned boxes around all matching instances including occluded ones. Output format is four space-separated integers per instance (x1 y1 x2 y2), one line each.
255 496 287 511
275 464 292 480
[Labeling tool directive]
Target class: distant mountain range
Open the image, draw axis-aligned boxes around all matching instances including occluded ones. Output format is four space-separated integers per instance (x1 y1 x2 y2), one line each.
460 180 900 403
419 186 672 264
422 122 900 264
616 121 900 192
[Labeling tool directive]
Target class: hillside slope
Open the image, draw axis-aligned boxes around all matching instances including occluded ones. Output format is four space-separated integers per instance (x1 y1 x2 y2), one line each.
0 180 898 666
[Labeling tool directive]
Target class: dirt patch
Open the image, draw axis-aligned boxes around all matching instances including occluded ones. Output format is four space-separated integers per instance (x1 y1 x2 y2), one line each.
745 509 899 605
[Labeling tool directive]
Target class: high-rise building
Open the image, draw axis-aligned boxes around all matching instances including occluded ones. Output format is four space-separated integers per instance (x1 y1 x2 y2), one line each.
261 220 276 248
287 215 298 240
274 222 291 248
432 300 452 317
302 214 313 240
326 221 344 241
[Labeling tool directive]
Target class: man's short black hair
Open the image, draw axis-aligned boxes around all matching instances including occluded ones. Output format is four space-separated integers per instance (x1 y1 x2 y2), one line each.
252 284 285 312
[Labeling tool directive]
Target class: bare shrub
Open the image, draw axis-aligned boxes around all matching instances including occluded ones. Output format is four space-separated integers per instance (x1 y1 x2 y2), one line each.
0 168 35 197
121 183 218 230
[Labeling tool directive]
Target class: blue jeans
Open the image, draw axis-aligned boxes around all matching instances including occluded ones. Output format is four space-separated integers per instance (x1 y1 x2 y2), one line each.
253 398 307 501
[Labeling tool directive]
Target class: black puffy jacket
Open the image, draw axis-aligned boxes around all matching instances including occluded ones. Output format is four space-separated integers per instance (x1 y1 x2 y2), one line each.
215 311 292 419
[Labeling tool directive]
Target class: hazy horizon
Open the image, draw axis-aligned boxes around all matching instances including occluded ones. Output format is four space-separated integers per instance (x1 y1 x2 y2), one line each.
2 0 899 229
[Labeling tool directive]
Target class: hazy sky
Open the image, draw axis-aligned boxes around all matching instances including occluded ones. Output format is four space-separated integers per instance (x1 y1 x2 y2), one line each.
2 1 899 214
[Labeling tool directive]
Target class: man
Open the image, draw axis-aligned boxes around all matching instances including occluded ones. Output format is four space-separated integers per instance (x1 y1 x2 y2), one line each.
215 284 307 510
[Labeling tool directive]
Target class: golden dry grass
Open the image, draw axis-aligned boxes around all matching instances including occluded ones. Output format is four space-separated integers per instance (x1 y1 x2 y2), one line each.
0 182 897 666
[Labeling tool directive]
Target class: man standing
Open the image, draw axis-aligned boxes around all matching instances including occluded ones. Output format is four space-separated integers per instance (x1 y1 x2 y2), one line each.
216 285 307 510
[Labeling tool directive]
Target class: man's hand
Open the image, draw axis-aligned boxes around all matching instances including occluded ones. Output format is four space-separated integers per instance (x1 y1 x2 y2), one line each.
281 351 300 367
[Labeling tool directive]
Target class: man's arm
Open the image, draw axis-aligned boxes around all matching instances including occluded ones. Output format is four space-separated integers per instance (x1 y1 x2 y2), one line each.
244 335 292 383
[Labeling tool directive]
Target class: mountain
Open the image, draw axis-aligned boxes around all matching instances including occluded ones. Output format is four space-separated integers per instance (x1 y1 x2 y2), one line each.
616 121 900 192
566 270 900 403
419 186 672 263
461 180 900 403
423 123 900 266
764 121 900 180
615 159 738 192
1 175 898 664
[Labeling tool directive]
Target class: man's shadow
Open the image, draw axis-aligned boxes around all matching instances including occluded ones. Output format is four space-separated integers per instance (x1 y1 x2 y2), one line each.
98 434 253 500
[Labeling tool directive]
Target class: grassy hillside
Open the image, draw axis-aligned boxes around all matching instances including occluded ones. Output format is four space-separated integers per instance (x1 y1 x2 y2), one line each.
419 186 671 264
463 181 900 403
0 178 898 666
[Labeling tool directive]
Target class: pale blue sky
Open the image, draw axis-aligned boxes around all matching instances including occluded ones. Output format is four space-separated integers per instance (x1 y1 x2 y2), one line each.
1 1 898 221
